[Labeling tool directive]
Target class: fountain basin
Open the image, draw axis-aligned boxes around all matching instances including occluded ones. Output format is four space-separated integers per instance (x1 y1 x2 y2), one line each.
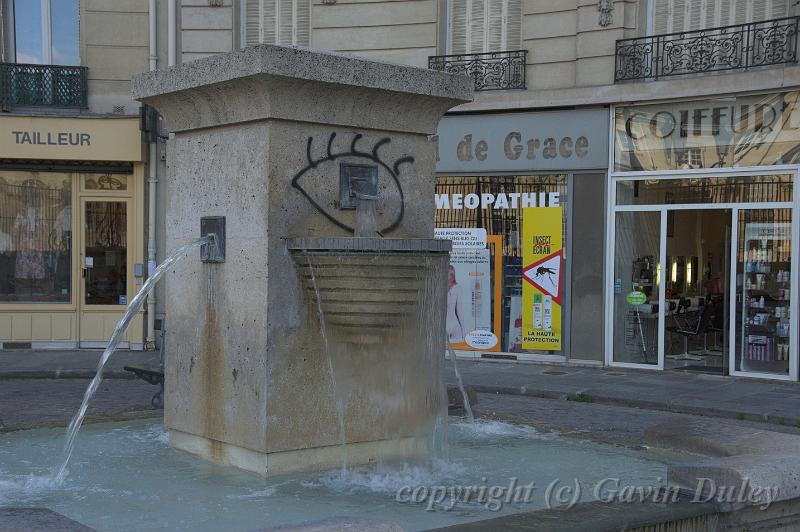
0 418 676 531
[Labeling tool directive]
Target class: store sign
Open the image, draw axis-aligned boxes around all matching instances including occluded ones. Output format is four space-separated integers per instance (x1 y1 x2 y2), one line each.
522 207 563 351
435 192 560 210
0 116 142 161
615 91 800 171
436 109 609 173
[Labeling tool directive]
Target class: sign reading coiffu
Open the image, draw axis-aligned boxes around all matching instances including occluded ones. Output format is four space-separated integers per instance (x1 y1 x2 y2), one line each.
435 109 609 173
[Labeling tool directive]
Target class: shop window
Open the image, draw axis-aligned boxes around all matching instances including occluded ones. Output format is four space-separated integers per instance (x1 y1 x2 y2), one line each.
0 172 72 303
435 175 567 355
448 0 522 54
734 208 793 376
244 0 310 47
9 0 79 65
616 175 794 206
83 174 127 191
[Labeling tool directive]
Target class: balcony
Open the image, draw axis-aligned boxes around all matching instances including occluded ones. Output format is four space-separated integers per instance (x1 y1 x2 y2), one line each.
428 50 527 91
0 63 88 109
615 16 799 82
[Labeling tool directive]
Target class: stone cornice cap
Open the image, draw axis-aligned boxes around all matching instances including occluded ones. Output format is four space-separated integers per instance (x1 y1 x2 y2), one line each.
131 44 474 134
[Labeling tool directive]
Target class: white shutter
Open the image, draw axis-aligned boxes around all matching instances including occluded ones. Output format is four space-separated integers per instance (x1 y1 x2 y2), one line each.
686 0 702 30
449 0 468 54
295 0 310 46
276 0 291 44
654 0 789 36
487 0 504 52
263 0 277 44
245 0 309 46
504 0 521 50
653 0 670 34
450 0 518 53
245 0 262 46
769 0 789 19
469 0 486 54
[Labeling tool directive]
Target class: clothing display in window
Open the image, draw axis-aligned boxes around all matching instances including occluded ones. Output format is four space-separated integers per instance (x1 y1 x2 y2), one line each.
14 208 46 280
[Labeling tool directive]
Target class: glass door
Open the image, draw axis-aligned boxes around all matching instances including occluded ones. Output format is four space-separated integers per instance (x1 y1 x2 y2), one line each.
611 210 663 366
732 208 795 379
78 198 131 347
663 209 731 374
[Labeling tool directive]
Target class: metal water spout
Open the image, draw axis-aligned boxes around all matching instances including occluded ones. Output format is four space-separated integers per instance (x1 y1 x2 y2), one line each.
348 169 380 238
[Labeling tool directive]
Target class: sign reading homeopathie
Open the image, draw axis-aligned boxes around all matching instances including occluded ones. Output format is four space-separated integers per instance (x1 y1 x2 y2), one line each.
435 109 609 173
0 116 143 161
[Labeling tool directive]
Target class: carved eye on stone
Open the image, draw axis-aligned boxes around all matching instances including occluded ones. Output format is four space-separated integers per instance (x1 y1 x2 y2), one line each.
291 132 414 235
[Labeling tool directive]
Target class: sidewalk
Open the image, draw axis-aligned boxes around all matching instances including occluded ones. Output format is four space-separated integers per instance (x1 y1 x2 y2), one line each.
446 359 800 427
0 350 160 379
4 350 800 428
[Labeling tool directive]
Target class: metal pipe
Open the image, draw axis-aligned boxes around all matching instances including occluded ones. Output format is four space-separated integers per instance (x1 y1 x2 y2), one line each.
146 0 158 349
148 0 157 71
168 0 176 66
145 140 159 349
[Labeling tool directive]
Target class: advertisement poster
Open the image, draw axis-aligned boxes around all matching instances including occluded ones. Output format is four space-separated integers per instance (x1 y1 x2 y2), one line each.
507 295 523 351
435 229 502 351
522 207 563 351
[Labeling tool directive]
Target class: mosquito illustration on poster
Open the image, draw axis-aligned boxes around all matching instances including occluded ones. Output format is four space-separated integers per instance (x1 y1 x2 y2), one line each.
531 265 558 291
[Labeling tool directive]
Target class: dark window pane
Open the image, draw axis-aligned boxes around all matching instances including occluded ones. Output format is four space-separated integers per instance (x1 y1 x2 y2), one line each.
84 202 127 305
0 172 72 302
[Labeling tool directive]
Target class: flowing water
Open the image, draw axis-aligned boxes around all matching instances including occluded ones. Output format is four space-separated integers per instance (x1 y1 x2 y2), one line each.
447 341 474 423
0 418 677 531
354 199 379 237
53 236 213 484
305 253 348 474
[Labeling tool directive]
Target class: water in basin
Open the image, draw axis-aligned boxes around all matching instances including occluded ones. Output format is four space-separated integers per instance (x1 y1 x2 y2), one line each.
1 418 674 531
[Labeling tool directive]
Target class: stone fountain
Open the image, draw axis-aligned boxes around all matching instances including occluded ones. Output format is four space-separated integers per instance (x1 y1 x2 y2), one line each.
131 45 472 476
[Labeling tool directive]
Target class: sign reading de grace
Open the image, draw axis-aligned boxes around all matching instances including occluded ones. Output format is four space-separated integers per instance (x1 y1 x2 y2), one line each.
435 109 609 173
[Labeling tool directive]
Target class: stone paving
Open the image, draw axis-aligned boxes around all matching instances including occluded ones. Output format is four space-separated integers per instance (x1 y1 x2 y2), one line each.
446 359 800 427
0 350 159 379
472 392 800 449
0 378 160 432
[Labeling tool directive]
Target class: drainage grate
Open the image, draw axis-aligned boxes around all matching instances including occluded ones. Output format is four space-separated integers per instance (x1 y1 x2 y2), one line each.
2 342 32 349
604 371 627 376
481 353 517 360
543 370 568 375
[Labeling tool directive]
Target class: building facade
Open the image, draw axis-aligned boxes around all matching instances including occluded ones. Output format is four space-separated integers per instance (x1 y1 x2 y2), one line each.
3 0 800 383
0 0 150 349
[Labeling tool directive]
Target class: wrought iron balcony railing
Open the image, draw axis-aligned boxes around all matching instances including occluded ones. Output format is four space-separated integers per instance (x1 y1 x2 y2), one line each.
615 16 799 82
0 63 88 109
428 50 527 91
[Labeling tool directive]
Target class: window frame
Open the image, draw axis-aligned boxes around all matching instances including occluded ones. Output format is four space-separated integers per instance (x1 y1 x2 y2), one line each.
3 0 80 66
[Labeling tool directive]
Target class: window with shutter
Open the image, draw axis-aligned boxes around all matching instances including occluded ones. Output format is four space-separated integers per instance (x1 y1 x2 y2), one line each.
448 0 521 54
651 0 790 34
244 0 310 47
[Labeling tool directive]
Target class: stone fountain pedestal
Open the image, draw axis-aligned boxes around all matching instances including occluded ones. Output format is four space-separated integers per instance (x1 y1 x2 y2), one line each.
131 45 471 475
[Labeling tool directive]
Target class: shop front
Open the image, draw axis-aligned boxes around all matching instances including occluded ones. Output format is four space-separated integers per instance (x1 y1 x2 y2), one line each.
434 108 609 362
0 115 146 349
608 91 800 380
